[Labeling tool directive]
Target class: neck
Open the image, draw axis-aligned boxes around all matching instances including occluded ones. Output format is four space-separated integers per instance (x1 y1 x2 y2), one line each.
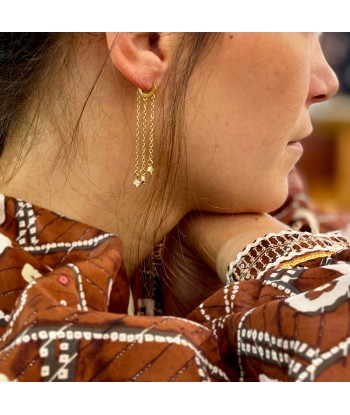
0 136 187 277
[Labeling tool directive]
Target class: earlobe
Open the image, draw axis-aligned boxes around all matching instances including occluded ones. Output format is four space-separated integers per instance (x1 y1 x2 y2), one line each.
105 32 168 92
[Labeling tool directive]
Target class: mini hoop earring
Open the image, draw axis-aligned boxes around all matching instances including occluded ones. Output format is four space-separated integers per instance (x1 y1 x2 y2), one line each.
134 82 157 188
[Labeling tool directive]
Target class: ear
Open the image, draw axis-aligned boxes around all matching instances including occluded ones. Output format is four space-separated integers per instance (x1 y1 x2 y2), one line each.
105 32 170 92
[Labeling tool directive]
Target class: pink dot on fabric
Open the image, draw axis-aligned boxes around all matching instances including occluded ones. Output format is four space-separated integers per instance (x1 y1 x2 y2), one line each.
58 275 70 286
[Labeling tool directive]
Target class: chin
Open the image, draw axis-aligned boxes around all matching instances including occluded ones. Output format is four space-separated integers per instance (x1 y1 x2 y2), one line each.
266 188 289 213
247 186 289 214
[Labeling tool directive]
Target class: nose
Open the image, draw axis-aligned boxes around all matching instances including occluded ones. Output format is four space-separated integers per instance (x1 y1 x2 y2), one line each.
306 38 340 107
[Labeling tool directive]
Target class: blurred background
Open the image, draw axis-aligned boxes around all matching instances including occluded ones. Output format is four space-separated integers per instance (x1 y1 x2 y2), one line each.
297 32 350 212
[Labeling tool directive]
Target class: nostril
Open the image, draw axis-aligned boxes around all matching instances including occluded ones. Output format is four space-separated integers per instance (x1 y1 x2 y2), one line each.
313 94 327 103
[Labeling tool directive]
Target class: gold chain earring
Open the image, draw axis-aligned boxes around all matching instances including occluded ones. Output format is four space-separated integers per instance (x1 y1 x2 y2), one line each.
134 82 157 187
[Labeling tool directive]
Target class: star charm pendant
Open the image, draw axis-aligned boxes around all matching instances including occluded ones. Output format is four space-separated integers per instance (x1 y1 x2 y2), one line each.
133 178 141 187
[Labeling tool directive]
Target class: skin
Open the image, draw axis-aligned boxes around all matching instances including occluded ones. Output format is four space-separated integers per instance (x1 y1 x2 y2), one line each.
185 32 338 213
0 32 339 280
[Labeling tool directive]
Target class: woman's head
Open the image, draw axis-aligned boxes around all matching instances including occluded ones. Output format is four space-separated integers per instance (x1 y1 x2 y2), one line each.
0 33 339 271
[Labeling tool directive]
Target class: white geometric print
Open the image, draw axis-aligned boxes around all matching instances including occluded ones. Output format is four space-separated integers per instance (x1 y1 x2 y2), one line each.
0 324 230 382
284 272 350 315
21 263 43 284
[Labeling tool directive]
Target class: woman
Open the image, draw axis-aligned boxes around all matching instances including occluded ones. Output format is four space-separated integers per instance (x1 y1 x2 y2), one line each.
0 32 349 381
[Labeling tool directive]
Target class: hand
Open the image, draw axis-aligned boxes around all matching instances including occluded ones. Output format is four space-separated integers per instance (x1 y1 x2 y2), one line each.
162 221 224 317
162 211 290 316
180 211 291 281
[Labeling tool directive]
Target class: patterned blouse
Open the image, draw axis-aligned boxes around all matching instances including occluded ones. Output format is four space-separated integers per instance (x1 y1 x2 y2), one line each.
1 168 350 382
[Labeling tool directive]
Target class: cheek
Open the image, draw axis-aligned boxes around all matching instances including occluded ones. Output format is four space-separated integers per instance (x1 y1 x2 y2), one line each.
216 34 310 135
185 34 310 212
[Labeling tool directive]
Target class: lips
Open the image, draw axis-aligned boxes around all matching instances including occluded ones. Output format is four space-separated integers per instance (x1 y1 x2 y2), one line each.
288 128 314 145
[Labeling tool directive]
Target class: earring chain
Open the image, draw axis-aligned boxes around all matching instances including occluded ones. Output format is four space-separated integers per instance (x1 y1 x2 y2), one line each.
134 83 157 187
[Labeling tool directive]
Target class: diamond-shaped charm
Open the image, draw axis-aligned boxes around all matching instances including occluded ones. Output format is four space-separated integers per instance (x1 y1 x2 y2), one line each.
133 178 141 187
147 165 154 175
141 175 146 184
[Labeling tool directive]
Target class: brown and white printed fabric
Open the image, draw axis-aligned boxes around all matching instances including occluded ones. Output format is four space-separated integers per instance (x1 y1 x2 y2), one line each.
2 167 350 381
0 194 226 381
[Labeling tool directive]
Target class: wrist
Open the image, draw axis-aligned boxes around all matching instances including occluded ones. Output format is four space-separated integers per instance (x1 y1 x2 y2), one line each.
214 214 291 282
181 212 290 282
